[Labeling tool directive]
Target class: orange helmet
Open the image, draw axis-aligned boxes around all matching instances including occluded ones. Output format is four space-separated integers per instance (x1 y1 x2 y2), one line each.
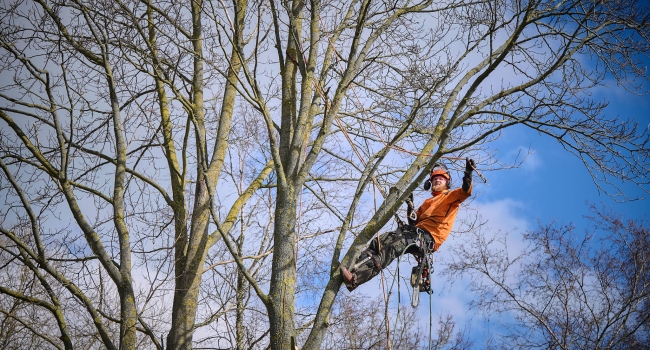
430 168 450 181
424 165 451 190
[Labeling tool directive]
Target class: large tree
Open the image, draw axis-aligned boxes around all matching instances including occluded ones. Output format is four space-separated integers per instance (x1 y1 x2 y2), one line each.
0 0 649 349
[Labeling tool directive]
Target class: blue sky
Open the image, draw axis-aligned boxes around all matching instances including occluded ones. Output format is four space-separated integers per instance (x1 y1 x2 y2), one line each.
349 80 650 346
445 82 649 343
482 85 649 225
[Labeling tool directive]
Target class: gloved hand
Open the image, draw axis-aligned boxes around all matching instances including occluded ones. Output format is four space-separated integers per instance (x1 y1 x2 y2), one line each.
462 158 475 192
465 158 475 173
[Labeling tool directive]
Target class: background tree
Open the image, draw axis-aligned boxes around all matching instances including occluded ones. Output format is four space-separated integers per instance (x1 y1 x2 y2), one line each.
320 295 423 349
319 293 472 350
444 206 650 349
1 0 649 349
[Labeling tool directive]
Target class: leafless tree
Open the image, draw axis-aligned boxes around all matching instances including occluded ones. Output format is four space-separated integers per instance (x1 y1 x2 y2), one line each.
319 294 423 350
444 206 650 349
1 0 649 349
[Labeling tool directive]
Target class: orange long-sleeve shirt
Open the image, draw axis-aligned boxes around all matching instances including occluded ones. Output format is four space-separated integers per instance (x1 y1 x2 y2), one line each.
415 184 472 251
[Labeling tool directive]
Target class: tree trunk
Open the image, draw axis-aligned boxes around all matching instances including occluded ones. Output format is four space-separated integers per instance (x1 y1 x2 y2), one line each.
119 285 138 350
267 187 298 349
167 174 212 349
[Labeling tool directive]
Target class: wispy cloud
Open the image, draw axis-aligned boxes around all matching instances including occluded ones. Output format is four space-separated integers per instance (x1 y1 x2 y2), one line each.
507 146 542 173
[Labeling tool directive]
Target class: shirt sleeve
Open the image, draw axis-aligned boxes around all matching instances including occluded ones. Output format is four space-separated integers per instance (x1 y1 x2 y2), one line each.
453 186 472 202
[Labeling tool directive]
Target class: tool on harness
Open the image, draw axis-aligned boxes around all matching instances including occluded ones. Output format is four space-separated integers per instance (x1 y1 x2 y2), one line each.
405 227 435 307
410 254 434 306
410 255 433 293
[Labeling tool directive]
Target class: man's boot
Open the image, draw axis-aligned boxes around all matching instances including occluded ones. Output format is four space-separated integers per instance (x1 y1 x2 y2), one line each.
339 265 357 292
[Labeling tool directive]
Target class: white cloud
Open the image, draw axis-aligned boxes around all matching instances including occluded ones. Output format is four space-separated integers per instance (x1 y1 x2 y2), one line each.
473 198 530 232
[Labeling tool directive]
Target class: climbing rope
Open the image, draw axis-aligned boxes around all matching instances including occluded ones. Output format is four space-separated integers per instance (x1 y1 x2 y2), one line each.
388 240 435 350
429 290 433 350
390 242 416 350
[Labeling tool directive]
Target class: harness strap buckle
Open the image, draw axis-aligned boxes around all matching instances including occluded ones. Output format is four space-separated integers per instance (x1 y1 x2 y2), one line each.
364 250 382 271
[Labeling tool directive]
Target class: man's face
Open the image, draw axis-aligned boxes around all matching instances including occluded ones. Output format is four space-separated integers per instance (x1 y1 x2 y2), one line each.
431 175 448 192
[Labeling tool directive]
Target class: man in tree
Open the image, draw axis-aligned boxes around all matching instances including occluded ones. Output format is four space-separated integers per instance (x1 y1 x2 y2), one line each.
340 158 475 291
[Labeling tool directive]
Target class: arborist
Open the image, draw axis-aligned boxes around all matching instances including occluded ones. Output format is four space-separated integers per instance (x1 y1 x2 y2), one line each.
340 158 476 292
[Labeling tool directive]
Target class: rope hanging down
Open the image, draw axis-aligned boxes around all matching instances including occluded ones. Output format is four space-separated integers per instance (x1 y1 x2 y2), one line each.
388 239 435 349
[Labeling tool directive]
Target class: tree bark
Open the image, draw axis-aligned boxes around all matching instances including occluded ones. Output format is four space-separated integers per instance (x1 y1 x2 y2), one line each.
267 187 298 349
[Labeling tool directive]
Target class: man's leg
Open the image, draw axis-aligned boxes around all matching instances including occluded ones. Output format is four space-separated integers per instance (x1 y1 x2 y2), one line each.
341 229 409 291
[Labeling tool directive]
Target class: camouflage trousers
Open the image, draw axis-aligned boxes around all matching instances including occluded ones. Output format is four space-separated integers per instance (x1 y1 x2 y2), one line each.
347 226 432 290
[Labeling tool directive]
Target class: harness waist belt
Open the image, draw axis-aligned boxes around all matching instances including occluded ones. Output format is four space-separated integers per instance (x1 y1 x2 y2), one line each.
415 228 435 252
